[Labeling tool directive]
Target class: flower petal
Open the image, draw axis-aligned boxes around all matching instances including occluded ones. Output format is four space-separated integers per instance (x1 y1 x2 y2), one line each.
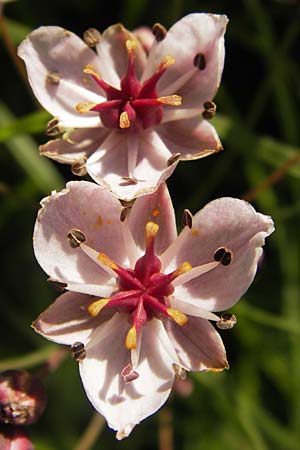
86 130 178 201
156 117 222 160
128 183 177 256
33 181 133 286
164 316 228 371
162 198 274 311
40 128 110 164
79 314 174 437
18 26 103 127
32 292 112 346
143 14 228 118
95 24 147 88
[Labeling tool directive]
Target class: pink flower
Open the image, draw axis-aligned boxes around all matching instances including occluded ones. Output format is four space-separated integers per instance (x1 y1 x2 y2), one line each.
18 14 227 200
0 425 34 450
32 181 273 438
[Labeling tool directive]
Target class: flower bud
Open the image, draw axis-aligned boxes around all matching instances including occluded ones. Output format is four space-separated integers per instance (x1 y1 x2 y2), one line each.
0 424 34 450
0 370 47 426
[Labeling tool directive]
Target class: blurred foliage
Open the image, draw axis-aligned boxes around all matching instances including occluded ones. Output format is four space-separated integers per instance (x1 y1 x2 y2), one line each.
0 0 299 449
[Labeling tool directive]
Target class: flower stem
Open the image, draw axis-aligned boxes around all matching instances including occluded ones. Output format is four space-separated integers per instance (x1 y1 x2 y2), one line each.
73 413 105 450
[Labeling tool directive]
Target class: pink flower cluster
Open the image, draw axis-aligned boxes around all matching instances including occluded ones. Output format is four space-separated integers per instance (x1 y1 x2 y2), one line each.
18 13 274 439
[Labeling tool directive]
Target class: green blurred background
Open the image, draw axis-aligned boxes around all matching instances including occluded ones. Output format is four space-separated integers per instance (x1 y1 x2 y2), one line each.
0 0 299 449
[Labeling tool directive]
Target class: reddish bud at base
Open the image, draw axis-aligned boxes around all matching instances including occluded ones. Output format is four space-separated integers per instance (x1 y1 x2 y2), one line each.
0 424 34 450
0 370 47 426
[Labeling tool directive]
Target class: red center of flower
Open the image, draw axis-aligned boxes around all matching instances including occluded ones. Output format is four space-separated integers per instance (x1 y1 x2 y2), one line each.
76 39 182 131
87 222 189 349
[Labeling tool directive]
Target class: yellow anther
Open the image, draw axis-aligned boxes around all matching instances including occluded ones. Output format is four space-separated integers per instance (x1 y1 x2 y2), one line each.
173 261 193 278
76 101 97 113
125 326 137 350
83 64 101 80
119 111 131 129
97 252 118 270
88 298 110 317
159 55 175 71
125 39 137 55
167 308 188 326
158 95 182 106
145 221 159 248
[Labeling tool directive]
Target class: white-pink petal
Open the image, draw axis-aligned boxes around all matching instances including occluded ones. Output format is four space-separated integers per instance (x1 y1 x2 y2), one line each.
128 182 177 256
164 316 228 372
143 14 228 113
87 130 178 201
165 197 274 312
80 314 174 437
32 292 105 346
33 181 130 286
18 26 104 127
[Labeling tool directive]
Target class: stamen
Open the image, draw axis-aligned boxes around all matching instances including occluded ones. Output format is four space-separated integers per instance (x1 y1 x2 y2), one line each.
88 298 110 317
172 363 187 380
182 209 193 229
125 39 137 57
83 28 102 47
120 205 132 222
158 95 182 106
45 117 61 136
125 326 137 350
167 308 188 326
202 100 216 120
71 157 87 177
83 64 101 81
152 23 167 42
46 71 61 85
121 176 138 185
119 111 131 129
217 313 237 330
121 363 139 383
145 221 159 247
71 342 86 361
213 247 233 266
167 153 181 167
97 252 118 270
193 52 206 70
67 229 86 248
173 261 192 278
76 101 97 113
158 55 175 71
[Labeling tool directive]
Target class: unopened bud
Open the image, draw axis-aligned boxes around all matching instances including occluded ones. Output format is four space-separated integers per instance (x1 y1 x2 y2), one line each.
0 370 47 426
0 424 34 450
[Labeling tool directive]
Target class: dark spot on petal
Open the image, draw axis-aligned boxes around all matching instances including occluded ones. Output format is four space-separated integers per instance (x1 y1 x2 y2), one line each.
193 53 206 70
152 23 167 42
